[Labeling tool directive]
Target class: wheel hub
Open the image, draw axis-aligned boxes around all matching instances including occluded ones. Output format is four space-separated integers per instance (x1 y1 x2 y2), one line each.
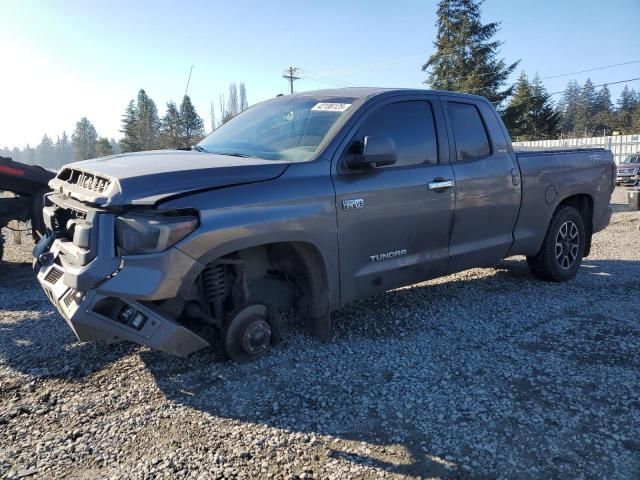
555 220 580 269
224 303 272 363
241 318 271 354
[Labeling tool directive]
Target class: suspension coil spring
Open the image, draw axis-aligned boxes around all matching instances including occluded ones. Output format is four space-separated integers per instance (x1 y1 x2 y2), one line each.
203 262 226 321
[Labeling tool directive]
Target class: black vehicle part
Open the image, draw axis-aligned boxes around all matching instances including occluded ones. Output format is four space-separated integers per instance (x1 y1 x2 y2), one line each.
202 261 227 322
223 303 272 363
527 205 586 282
0 157 54 197
0 157 54 240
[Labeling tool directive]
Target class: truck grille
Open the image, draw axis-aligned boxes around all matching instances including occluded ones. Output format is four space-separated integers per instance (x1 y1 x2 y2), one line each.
58 168 111 193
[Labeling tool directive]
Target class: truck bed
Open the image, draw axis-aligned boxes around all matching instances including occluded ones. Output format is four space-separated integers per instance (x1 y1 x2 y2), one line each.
509 148 614 256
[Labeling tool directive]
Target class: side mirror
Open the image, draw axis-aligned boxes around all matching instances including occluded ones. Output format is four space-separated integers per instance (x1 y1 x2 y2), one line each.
346 136 397 169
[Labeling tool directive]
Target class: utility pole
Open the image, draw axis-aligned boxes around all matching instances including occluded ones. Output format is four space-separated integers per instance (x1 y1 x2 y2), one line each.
282 66 300 94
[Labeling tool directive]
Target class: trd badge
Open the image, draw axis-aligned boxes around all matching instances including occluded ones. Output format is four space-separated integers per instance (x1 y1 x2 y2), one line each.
342 198 364 210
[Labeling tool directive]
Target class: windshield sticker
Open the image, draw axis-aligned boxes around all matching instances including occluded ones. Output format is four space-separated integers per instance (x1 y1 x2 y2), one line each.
311 102 352 112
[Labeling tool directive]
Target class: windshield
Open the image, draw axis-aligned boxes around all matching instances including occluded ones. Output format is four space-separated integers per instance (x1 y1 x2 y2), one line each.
622 155 639 164
197 95 357 162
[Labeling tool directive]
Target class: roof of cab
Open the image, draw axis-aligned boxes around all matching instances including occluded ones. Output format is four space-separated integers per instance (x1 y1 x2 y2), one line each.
288 87 490 103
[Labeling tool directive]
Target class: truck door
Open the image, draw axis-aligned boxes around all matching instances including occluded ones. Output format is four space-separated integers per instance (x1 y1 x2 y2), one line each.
441 97 521 273
332 97 455 305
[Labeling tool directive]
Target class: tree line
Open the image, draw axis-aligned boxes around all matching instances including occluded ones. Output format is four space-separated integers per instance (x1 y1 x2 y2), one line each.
4 0 640 167
1 82 248 169
423 0 640 141
0 123 120 170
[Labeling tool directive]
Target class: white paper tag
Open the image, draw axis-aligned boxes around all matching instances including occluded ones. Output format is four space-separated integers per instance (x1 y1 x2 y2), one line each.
311 102 352 112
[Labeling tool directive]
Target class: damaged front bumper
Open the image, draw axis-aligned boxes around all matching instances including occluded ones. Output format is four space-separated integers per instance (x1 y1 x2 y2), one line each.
34 194 209 357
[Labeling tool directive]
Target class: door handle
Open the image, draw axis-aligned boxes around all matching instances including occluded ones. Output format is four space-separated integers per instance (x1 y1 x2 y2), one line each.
428 179 455 190
511 168 520 186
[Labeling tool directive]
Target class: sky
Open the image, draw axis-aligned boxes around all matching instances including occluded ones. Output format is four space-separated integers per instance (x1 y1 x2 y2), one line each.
1 0 639 148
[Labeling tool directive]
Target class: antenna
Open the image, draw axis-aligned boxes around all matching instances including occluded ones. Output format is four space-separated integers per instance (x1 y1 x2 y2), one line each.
184 65 194 97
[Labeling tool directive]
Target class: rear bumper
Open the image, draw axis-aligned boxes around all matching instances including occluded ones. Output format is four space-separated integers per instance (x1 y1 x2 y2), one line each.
36 256 210 357
593 204 613 234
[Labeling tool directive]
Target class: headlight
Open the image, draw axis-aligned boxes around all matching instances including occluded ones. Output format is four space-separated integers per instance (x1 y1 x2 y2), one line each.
115 210 199 255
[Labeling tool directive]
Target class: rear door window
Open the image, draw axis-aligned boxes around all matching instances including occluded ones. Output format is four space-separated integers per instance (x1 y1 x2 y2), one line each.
448 102 491 161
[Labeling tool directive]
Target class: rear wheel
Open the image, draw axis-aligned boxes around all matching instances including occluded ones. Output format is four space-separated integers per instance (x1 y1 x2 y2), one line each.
527 205 586 282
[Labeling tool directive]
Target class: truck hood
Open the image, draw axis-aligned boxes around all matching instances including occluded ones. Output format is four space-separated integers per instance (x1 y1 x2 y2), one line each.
50 150 289 206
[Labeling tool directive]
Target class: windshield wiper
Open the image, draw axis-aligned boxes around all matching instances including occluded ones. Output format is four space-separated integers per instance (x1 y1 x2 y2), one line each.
210 151 257 159
191 145 208 152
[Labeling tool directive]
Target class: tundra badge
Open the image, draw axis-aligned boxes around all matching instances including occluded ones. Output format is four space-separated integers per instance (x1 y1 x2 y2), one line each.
370 249 407 262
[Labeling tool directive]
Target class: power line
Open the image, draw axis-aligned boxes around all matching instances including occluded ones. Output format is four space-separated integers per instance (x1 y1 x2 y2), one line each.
540 60 640 80
434 59 640 85
282 67 301 94
302 56 640 93
548 77 640 95
298 69 358 88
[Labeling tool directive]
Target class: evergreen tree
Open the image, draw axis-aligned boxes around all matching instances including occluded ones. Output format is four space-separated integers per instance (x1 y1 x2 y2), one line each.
109 138 121 155
502 72 532 139
53 135 62 167
591 85 615 136
35 135 55 168
71 117 98 160
136 89 160 150
558 80 581 136
180 95 205 147
503 72 559 140
632 103 640 133
95 137 114 157
55 132 73 167
529 74 560 139
119 100 139 152
22 145 36 164
10 147 22 163
422 0 519 104
616 86 638 133
574 79 597 137
160 101 183 149
119 90 161 152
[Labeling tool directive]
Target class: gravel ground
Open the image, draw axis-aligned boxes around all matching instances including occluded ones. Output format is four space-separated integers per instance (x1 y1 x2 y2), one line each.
1 188 639 479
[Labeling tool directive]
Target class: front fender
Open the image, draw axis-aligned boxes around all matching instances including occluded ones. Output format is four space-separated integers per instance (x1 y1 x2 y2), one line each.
165 168 340 310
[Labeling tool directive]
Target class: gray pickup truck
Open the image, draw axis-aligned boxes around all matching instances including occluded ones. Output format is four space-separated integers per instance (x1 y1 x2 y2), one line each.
34 88 615 361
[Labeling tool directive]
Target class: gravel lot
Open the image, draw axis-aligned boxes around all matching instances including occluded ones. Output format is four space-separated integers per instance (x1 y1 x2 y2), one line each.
1 188 639 479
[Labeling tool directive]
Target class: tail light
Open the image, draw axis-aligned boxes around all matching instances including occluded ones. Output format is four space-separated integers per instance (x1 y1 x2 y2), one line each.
0 165 24 176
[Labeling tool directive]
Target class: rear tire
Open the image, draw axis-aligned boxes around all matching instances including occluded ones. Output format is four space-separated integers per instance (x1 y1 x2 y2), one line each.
526 205 586 282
